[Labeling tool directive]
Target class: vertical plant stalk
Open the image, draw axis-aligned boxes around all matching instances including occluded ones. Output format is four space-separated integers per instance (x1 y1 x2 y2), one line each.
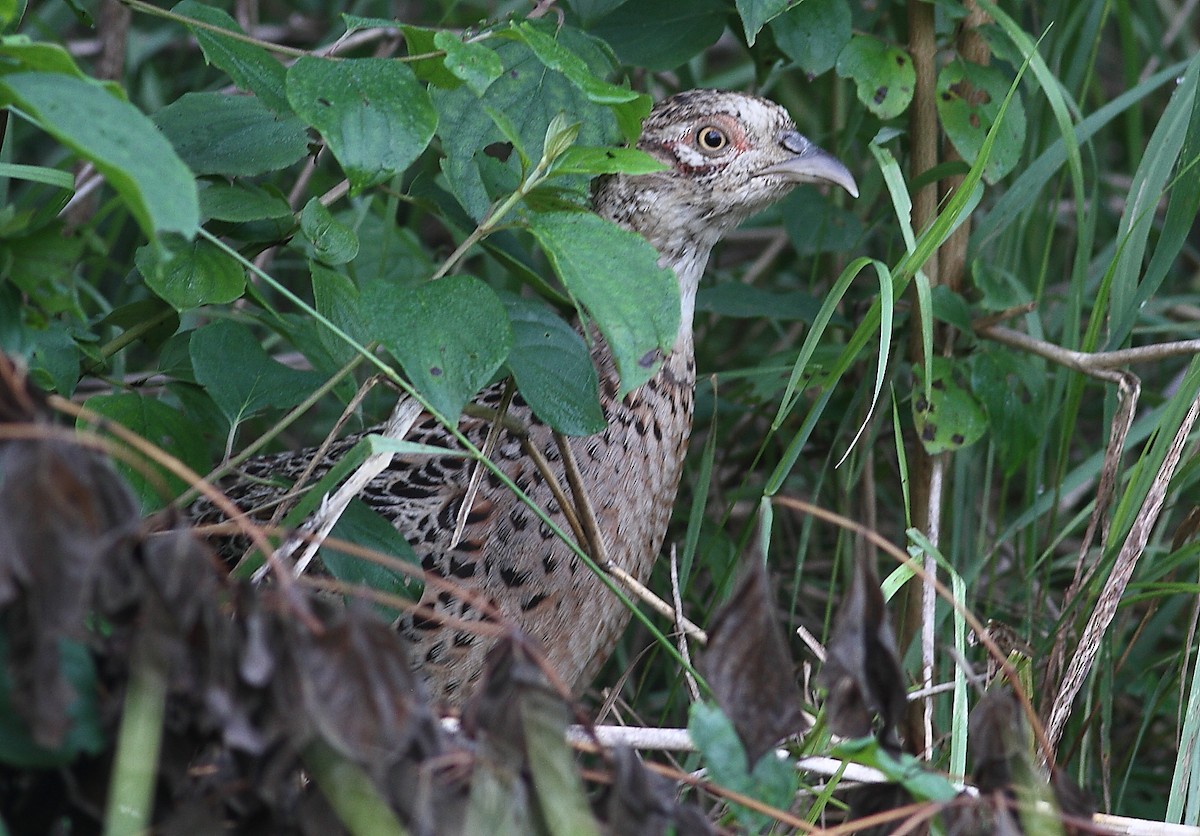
1045 391 1200 750
104 627 170 836
900 0 941 758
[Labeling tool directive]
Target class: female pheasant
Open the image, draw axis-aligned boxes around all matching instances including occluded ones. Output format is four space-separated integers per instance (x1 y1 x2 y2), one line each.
202 90 858 701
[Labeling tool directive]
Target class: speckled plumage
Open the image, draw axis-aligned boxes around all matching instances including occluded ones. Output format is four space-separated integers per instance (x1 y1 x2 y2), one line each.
195 90 857 702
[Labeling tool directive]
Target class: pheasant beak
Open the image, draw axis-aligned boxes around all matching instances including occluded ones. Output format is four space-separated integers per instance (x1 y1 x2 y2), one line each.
759 131 859 198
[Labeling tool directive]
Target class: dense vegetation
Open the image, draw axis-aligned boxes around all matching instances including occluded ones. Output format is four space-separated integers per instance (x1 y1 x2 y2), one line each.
0 0 1197 832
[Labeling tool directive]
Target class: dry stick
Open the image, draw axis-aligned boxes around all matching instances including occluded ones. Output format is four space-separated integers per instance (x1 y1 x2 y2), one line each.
1045 391 1200 750
902 0 942 760
278 397 423 579
552 428 708 643
450 381 515 549
669 545 700 702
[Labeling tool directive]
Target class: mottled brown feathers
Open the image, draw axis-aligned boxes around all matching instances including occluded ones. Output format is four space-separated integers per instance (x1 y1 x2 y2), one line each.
192 90 856 702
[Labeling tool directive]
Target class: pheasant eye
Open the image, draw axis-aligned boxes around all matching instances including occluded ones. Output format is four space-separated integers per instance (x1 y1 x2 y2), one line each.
696 126 729 153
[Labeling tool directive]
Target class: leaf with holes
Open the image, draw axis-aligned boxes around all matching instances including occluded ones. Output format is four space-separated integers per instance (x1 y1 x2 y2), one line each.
286 56 437 194
528 211 678 397
371 275 512 421
937 59 1026 183
912 356 987 455
835 35 914 120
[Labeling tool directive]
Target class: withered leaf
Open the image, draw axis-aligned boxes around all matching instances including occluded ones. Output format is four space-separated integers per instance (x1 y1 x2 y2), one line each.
968 688 1028 793
816 554 906 749
604 747 715 836
0 438 139 748
290 605 440 773
842 782 915 836
701 559 807 768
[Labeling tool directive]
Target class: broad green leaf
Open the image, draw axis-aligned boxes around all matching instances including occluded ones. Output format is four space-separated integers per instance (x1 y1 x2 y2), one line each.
82 393 209 510
911 357 987 454
936 59 1026 183
835 35 915 120
399 25 462 88
154 92 309 177
0 38 89 78
590 0 726 72
688 701 797 831
199 181 292 223
286 56 437 194
736 0 788 47
27 320 79 396
433 34 619 219
3 222 84 298
136 237 246 310
189 320 324 427
371 275 512 421
780 188 865 255
0 73 198 239
513 22 639 104
502 295 605 436
325 499 421 619
971 351 1044 478
550 145 667 177
299 198 359 266
528 211 678 397
433 31 502 95
172 0 289 113
769 0 852 76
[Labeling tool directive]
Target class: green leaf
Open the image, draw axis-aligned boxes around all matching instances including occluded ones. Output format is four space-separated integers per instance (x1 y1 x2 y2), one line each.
911 356 987 454
299 198 359 266
154 92 310 177
189 319 324 427
286 56 437 194
0 38 91 78
736 0 788 47
371 275 512 421
550 145 667 177
324 499 421 620
590 0 726 71
0 73 198 239
27 320 79 396
432 33 620 219
513 22 639 104
172 0 290 113
769 0 852 76
528 211 678 397
835 35 915 120
502 295 605 436
136 237 246 310
832 737 958 801
433 31 503 96
970 352 1044 478
199 181 293 223
688 701 797 831
936 59 1026 183
399 25 462 88
81 393 209 510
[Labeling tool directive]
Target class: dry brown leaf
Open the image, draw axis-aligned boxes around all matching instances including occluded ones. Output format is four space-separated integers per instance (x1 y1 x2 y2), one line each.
701 559 807 767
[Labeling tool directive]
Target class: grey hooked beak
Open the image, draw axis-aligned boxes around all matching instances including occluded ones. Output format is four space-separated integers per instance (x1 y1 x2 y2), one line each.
759 131 859 198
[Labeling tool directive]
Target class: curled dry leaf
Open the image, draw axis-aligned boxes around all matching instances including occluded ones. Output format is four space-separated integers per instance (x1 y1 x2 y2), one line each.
603 747 715 836
701 559 808 768
0 436 140 748
816 554 906 748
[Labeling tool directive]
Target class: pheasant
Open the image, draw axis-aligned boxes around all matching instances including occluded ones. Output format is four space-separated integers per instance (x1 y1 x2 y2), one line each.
198 89 858 701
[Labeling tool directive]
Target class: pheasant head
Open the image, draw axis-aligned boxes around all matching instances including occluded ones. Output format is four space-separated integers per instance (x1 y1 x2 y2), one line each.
593 89 859 343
